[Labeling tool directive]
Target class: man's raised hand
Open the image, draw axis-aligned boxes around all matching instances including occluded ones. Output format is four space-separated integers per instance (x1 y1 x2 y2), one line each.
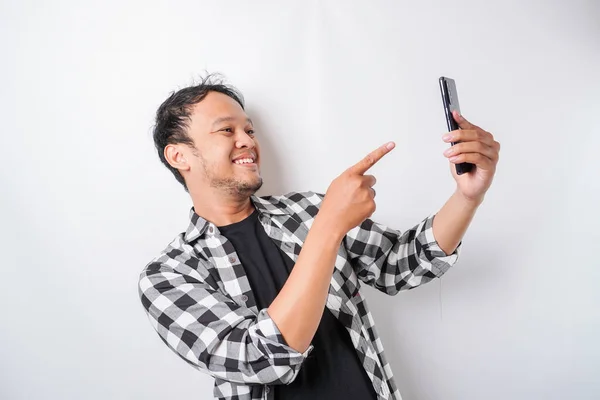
319 142 396 238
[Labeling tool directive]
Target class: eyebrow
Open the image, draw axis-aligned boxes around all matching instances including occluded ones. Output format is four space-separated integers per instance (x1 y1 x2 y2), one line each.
211 116 253 129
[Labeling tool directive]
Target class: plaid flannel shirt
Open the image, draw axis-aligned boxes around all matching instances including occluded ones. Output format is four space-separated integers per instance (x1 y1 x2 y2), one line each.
138 191 461 400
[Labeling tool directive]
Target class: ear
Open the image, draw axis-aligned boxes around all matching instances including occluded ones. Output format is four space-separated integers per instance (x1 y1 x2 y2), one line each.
164 144 191 172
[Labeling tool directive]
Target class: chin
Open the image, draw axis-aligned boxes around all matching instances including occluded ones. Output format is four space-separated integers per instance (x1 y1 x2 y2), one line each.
227 176 263 197
241 177 263 194
208 172 263 197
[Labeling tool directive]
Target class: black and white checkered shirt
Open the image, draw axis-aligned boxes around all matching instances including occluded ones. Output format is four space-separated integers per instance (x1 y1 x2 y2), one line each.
138 191 461 400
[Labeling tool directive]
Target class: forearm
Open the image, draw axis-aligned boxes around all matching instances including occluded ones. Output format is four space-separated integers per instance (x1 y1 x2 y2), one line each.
432 189 482 255
267 214 343 353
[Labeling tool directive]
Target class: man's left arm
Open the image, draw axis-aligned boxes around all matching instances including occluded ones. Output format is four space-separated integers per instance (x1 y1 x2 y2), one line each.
344 111 500 294
434 110 501 254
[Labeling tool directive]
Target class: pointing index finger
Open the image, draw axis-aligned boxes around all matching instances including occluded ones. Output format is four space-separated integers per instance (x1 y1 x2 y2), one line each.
349 141 395 175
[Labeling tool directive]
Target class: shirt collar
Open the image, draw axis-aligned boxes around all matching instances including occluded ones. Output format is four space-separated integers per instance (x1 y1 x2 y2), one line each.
183 194 288 243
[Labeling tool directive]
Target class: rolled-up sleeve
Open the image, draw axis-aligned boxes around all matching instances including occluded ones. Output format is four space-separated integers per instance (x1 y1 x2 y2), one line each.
138 262 312 385
344 213 461 295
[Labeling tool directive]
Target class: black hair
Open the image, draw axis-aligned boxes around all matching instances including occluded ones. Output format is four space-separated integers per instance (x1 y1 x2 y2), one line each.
152 73 245 192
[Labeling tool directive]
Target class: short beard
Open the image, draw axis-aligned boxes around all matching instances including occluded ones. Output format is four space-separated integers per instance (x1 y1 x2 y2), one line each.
197 150 263 198
211 176 263 198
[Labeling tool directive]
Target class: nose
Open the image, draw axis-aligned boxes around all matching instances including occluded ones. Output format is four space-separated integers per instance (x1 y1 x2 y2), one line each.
235 130 256 149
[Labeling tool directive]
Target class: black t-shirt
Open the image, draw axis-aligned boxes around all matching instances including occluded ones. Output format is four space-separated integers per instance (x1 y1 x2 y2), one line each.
218 209 378 400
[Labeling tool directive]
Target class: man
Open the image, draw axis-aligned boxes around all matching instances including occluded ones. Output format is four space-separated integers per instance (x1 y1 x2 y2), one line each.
138 74 500 400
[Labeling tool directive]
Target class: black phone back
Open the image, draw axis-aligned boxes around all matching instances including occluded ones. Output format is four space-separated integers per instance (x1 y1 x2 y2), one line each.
439 76 473 175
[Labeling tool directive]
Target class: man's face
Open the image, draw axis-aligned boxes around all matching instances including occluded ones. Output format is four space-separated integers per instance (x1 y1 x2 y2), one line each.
182 91 262 197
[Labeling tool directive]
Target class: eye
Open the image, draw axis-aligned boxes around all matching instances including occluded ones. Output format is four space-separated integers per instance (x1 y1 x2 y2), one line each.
247 129 255 136
221 127 233 133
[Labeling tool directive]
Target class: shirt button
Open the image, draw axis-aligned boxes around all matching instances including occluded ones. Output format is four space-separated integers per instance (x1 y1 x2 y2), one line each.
208 226 214 233
229 256 237 263
241 295 248 302
264 386 270 394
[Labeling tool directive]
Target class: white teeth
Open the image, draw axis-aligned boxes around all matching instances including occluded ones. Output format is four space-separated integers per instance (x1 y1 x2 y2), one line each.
234 158 254 164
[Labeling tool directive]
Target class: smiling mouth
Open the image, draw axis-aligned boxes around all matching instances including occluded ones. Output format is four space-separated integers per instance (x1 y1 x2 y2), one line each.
232 157 256 166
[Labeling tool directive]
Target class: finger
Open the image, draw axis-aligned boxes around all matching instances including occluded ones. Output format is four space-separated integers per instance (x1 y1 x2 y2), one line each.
452 110 478 130
444 128 495 147
363 175 377 187
349 141 395 175
444 141 498 162
371 188 376 198
449 152 495 170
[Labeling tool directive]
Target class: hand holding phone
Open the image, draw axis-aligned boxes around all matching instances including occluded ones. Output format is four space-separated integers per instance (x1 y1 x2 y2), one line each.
439 76 474 175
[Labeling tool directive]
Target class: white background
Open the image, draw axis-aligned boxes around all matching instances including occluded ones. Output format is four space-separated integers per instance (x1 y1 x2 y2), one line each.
1 1 599 399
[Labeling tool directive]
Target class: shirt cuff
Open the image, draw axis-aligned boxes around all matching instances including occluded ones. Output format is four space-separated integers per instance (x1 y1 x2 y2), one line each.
252 309 314 362
420 213 462 276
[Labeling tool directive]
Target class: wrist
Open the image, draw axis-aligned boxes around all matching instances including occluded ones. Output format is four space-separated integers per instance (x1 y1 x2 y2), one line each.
313 213 345 244
454 189 484 209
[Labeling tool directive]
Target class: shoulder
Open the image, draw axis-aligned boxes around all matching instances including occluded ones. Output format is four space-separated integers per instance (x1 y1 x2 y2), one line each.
138 232 205 283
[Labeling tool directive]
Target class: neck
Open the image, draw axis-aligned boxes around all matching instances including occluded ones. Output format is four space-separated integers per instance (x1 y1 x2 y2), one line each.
189 185 255 227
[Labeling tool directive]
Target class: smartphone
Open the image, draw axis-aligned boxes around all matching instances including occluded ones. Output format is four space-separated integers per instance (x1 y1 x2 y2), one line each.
439 76 473 175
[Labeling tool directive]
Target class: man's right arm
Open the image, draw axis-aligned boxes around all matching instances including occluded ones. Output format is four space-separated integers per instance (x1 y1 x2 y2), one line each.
138 222 342 386
266 213 344 353
266 142 395 353
139 142 393 384
139 259 313 386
